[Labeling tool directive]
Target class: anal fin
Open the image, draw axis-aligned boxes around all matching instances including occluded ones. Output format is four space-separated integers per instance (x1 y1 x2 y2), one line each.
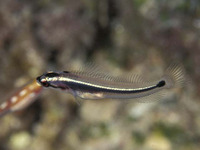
135 90 167 103
74 96 84 105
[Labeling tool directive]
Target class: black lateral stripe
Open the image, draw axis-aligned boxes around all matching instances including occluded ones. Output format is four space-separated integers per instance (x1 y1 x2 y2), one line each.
61 81 159 94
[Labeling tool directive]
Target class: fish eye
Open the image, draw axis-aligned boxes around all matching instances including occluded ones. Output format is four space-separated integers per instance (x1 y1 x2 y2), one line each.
36 76 50 87
40 78 50 87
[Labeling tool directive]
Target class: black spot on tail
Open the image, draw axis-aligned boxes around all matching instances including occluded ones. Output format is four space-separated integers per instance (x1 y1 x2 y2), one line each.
157 80 166 87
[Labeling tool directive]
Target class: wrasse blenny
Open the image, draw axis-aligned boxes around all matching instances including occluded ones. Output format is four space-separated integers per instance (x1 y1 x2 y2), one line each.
0 80 43 117
36 64 186 101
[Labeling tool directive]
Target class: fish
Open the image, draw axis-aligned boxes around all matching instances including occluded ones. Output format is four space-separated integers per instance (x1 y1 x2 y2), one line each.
0 80 43 117
36 63 186 102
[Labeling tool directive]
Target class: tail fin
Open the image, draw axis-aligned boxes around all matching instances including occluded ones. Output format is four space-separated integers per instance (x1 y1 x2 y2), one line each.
162 63 186 89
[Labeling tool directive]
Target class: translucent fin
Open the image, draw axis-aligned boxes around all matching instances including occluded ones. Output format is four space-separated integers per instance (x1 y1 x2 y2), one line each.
117 90 166 103
66 63 113 81
128 74 145 83
74 96 83 105
136 90 166 103
162 63 186 89
64 62 150 85
72 70 147 85
134 63 187 103
115 74 146 83
132 63 187 103
70 62 104 76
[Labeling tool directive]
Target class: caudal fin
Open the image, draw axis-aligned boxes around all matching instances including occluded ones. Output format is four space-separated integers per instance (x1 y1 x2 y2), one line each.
162 63 187 89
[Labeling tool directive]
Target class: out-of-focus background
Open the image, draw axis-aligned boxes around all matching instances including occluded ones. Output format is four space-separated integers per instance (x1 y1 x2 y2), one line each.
0 0 199 150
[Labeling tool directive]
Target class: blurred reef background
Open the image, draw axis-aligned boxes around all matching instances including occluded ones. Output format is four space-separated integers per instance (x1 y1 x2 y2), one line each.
0 0 200 150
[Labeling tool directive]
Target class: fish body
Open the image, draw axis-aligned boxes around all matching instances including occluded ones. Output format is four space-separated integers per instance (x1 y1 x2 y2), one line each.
36 64 185 101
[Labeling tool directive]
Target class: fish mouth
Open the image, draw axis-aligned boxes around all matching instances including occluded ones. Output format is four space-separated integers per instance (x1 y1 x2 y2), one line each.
36 76 41 83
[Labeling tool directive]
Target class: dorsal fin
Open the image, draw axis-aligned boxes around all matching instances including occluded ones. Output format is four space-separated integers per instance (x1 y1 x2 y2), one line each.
64 62 158 86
